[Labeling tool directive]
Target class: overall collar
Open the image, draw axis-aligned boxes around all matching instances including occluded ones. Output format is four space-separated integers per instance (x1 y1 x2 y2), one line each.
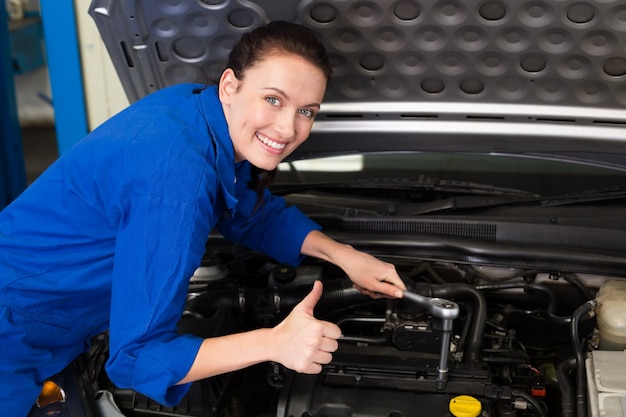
199 85 239 210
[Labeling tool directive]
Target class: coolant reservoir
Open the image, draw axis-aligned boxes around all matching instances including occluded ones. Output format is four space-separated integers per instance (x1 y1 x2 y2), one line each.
597 280 626 351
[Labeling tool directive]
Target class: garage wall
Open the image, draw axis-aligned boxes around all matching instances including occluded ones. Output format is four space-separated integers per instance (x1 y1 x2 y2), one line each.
74 0 128 131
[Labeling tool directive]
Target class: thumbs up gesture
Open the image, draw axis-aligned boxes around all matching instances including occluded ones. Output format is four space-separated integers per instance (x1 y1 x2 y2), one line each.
269 281 342 374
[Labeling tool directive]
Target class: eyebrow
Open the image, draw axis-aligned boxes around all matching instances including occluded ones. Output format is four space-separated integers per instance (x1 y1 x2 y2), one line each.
263 87 321 109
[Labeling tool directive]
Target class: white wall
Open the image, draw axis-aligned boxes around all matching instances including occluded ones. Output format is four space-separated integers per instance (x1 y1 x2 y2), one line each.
74 0 128 131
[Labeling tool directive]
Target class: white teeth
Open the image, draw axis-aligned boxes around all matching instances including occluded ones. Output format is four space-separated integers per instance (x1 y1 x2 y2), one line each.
256 132 286 150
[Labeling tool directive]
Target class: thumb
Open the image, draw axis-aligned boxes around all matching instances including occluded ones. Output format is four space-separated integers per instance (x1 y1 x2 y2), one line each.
294 280 323 315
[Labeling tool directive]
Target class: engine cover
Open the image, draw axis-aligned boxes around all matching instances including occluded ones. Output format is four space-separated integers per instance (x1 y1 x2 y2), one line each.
277 372 458 417
275 344 497 417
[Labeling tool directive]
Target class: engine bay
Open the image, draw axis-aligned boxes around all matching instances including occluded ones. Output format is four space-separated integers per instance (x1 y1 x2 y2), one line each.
17 0 626 415
68 234 626 417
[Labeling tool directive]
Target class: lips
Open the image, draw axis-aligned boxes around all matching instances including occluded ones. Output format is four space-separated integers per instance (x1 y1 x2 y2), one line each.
256 132 287 151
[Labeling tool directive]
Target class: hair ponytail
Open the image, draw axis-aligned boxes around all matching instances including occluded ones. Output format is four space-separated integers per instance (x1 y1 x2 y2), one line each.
226 21 332 84
247 166 278 210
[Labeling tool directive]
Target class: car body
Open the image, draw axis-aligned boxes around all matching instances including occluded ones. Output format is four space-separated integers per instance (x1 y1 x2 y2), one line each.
29 0 626 416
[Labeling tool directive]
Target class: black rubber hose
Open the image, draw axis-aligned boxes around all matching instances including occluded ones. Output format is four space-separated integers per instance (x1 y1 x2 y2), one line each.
185 280 375 322
184 289 241 318
570 300 597 417
561 272 594 301
478 282 571 324
557 357 577 417
276 279 372 315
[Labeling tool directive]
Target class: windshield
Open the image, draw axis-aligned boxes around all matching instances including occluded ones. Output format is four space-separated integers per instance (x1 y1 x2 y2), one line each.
277 152 626 196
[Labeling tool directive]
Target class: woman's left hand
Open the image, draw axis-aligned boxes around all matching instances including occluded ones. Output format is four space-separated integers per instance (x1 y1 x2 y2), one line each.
341 249 406 299
301 230 406 299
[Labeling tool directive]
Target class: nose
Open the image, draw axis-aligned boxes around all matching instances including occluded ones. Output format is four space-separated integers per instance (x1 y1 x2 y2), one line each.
274 111 296 140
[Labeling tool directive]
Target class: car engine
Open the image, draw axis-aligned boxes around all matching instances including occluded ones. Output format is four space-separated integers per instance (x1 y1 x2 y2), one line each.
67 230 625 417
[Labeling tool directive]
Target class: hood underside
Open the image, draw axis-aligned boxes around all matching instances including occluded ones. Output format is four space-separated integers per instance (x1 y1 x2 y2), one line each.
88 0 626 166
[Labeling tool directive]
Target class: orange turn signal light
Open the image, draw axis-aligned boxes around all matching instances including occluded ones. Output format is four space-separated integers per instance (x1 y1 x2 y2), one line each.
36 380 66 408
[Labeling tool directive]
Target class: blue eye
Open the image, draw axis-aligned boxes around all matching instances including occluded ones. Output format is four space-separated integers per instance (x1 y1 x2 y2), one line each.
299 108 315 118
266 96 280 106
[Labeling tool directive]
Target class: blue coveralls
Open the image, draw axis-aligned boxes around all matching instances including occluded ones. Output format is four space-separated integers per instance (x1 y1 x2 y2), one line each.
0 84 320 415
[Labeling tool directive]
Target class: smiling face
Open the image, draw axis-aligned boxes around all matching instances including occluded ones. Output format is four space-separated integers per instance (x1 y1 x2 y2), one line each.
218 52 328 171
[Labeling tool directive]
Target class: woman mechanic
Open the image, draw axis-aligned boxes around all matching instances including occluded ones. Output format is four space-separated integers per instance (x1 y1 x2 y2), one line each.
0 21 405 415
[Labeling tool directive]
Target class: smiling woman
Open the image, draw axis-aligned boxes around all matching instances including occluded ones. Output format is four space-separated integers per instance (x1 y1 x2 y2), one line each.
0 20 408 417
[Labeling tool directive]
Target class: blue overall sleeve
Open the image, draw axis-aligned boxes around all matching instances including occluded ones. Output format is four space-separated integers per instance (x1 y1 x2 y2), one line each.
105 195 209 406
216 164 321 266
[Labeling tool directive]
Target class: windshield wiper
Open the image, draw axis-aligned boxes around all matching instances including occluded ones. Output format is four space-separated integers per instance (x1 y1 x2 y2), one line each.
273 176 538 197
410 195 539 214
279 179 626 216
541 185 626 207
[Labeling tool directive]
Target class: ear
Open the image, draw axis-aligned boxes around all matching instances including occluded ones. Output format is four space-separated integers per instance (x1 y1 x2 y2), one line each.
218 68 240 105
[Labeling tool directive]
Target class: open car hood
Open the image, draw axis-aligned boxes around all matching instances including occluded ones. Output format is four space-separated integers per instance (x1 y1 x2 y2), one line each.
31 3 626 417
88 0 626 168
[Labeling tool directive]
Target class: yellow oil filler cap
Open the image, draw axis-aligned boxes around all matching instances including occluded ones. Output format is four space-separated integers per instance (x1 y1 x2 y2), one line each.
449 395 482 417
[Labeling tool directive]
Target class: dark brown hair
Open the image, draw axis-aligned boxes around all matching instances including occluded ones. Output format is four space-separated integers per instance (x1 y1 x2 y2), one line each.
228 20 332 84
225 21 332 203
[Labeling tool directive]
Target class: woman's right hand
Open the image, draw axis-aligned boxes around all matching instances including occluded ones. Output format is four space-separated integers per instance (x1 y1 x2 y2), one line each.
178 280 341 385
269 280 341 374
